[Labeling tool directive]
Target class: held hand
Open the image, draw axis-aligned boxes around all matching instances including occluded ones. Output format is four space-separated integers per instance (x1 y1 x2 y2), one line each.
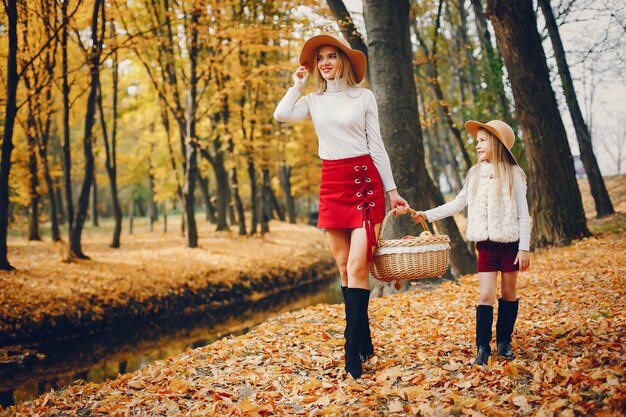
514 251 531 272
292 66 309 91
387 189 410 214
411 211 428 222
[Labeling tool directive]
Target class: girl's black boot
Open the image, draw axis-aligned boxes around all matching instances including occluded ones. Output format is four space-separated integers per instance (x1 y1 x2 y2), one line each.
496 298 519 360
475 305 494 365
344 288 363 379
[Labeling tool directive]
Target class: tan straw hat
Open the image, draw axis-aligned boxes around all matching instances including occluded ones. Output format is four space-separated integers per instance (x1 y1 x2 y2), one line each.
465 120 518 165
299 34 367 83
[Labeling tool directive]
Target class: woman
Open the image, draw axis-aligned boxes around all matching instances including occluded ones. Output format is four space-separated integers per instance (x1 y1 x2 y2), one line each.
274 34 409 379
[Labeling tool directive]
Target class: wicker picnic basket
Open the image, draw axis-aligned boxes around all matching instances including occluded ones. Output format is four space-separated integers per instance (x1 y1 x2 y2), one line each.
370 208 450 282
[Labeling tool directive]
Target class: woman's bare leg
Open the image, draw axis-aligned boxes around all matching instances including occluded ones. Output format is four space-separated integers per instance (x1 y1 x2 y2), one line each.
500 271 518 301
325 228 351 286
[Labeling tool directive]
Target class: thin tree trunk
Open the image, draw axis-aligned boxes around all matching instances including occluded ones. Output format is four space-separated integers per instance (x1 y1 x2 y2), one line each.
538 0 613 218
69 0 104 259
228 139 246 235
0 0 19 270
202 147 229 231
260 168 271 234
181 6 200 248
248 159 259 234
56 181 65 225
279 163 296 223
198 174 217 223
486 0 590 247
363 0 476 276
128 189 134 235
162 202 167 233
61 0 74 232
269 186 285 221
91 169 98 226
27 108 41 241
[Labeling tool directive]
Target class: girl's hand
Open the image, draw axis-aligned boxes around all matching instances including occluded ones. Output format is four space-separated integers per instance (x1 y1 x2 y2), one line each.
387 189 410 214
411 211 427 222
514 250 530 272
292 66 309 91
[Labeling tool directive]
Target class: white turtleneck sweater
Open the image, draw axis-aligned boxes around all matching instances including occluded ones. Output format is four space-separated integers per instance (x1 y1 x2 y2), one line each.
425 162 531 251
273 81 397 192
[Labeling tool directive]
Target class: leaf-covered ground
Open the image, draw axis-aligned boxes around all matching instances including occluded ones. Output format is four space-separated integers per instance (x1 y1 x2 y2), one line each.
3 230 623 416
0 220 334 346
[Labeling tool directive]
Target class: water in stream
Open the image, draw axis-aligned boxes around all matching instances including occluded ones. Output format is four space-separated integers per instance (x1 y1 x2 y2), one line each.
0 278 344 408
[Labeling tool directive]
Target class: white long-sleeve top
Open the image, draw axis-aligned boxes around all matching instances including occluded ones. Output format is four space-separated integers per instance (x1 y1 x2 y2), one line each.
425 163 531 251
273 82 397 192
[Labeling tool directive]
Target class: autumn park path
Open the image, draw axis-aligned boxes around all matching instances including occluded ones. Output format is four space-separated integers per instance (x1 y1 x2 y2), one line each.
2 227 624 416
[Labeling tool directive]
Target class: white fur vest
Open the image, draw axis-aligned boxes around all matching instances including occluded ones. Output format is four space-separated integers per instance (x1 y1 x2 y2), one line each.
465 162 525 243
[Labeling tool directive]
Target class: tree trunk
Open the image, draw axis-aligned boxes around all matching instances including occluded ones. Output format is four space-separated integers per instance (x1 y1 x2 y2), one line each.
55 181 65 225
228 139 246 235
269 186 285 221
128 189 134 235
486 0 590 247
159 105 185 237
148 166 156 233
69 0 104 259
260 168 271 234
162 202 167 233
538 0 613 218
363 0 476 276
248 159 259 234
181 6 200 248
61 0 74 232
203 147 229 231
279 163 296 224
91 169 98 227
198 174 217 223
0 0 19 270
27 109 41 241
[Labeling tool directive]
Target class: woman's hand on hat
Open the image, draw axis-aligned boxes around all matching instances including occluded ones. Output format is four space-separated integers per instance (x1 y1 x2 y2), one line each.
387 189 410 214
292 66 309 91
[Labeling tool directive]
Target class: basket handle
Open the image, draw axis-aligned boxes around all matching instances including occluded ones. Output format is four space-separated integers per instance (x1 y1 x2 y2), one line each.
377 208 432 245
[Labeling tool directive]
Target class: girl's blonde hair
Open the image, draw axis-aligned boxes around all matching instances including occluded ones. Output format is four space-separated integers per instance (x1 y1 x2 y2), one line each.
311 46 359 93
468 128 520 198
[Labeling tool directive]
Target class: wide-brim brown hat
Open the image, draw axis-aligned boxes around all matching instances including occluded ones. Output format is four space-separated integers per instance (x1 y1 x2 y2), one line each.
299 34 367 83
465 120 518 165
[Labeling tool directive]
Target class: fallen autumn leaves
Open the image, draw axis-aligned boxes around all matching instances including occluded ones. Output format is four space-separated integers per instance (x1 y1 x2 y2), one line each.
2 231 624 416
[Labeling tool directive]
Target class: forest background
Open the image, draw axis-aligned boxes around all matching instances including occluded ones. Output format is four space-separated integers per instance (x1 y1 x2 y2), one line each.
0 0 624 273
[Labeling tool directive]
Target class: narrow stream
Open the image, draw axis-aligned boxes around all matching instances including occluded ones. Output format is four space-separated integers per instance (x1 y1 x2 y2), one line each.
0 278 343 408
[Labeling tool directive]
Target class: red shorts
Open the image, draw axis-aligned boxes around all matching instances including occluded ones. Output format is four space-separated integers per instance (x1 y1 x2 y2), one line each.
476 240 520 272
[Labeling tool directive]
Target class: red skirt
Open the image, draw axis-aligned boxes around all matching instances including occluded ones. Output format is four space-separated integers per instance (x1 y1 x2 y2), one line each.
318 154 386 260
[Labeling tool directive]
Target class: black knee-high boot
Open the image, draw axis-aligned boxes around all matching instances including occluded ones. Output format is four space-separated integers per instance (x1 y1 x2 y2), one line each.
496 298 519 360
359 290 374 363
475 305 494 365
341 286 374 363
344 288 364 379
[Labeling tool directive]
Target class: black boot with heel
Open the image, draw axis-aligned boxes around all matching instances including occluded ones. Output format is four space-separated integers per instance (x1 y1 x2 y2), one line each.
475 305 494 365
496 298 519 360
344 288 364 379
341 286 374 363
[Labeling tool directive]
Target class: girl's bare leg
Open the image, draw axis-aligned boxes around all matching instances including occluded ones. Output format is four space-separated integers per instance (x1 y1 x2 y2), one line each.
500 271 518 301
325 228 351 287
478 272 498 305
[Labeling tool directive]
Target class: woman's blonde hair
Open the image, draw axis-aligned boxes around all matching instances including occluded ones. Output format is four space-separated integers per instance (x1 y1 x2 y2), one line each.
311 46 359 93
468 128 519 198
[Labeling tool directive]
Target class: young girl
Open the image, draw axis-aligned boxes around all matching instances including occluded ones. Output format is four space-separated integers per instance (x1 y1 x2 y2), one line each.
274 34 409 379
413 120 530 365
